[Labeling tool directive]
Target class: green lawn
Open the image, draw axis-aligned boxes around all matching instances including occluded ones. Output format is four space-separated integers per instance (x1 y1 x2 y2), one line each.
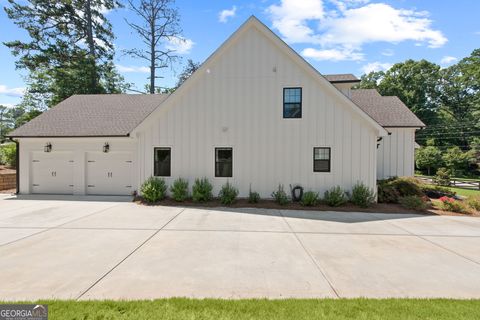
448 186 480 197
13 299 480 320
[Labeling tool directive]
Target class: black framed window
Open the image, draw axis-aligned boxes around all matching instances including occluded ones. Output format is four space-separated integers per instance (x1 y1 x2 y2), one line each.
283 87 302 118
313 147 331 172
215 148 232 177
154 147 171 176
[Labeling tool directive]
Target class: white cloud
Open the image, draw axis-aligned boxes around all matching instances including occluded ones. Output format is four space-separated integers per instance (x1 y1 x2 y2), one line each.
0 85 25 98
267 0 324 43
302 47 363 61
381 49 394 56
267 0 447 61
361 61 392 74
165 37 194 55
219 6 237 23
440 56 457 65
116 65 150 73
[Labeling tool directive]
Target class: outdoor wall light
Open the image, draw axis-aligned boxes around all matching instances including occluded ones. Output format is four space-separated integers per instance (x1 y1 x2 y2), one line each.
44 142 52 153
103 142 110 153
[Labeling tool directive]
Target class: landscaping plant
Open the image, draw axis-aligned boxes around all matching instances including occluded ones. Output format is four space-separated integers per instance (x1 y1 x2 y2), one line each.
272 184 289 205
219 181 239 205
170 178 189 202
466 195 480 211
0 143 16 167
351 182 376 208
439 196 467 213
248 185 260 203
433 167 452 186
420 184 456 199
323 186 347 207
140 177 167 203
192 177 213 202
301 191 319 206
398 196 428 210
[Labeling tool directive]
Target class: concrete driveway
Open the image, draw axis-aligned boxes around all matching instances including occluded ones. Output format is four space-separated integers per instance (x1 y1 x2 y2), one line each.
1 194 480 300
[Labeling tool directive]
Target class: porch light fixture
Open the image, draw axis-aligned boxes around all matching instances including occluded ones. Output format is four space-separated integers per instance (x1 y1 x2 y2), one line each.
44 142 52 153
103 142 110 153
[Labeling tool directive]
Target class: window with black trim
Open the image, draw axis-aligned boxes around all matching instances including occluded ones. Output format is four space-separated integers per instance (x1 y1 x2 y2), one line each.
154 147 171 176
313 147 331 172
283 87 302 118
215 148 232 177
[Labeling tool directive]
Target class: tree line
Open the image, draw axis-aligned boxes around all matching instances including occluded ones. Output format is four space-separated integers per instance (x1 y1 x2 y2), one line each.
0 0 200 142
356 53 480 177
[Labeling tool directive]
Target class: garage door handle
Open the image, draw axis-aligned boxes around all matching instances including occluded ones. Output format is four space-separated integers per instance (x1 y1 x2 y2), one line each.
88 185 95 187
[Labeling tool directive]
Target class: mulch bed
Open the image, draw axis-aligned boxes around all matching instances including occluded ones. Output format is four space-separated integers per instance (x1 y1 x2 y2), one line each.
0 165 16 175
135 197 478 217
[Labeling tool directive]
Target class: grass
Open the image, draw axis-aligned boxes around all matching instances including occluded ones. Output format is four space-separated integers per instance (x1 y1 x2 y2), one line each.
11 299 480 320
416 174 480 182
448 186 480 197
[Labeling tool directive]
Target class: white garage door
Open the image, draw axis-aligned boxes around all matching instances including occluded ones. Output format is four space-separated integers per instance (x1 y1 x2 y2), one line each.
31 152 74 194
86 152 133 195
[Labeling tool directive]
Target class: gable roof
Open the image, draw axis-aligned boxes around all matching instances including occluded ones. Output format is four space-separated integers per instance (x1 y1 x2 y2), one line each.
131 16 388 137
324 74 360 83
351 89 425 128
8 94 168 137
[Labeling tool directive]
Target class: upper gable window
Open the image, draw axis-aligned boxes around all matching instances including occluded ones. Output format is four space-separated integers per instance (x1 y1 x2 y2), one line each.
283 88 302 118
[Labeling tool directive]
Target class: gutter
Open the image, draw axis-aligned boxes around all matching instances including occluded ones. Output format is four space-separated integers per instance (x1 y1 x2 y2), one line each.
8 137 19 194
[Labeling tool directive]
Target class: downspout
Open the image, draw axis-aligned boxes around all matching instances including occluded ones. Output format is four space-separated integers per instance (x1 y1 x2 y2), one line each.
9 137 19 194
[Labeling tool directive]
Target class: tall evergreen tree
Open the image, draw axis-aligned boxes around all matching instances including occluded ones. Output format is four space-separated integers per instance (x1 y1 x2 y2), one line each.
4 0 127 109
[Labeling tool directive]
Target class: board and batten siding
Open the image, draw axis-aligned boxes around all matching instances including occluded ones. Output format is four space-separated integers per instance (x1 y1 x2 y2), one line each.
377 128 416 180
135 25 379 198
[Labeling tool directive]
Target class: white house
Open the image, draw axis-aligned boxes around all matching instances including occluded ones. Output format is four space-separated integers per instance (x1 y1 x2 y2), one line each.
7 16 424 198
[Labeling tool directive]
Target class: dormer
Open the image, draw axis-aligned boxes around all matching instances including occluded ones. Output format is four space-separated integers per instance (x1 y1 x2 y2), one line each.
324 74 360 98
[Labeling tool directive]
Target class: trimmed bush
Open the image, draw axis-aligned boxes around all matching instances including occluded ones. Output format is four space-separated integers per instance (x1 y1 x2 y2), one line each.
0 143 16 167
399 196 428 210
323 186 347 207
192 177 213 202
219 181 239 205
433 167 451 186
170 178 189 202
301 191 319 206
439 196 467 213
466 196 480 211
272 184 289 205
377 177 424 203
248 186 260 204
140 177 167 203
351 182 375 208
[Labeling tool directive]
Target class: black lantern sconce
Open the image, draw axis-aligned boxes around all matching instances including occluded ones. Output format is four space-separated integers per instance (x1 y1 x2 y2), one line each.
44 142 52 153
103 142 110 153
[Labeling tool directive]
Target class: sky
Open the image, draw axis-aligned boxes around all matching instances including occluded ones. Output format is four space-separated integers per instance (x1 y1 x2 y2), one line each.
0 0 479 108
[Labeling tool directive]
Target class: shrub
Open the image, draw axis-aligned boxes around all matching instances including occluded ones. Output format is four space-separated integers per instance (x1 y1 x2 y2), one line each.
351 182 376 208
399 196 428 210
301 191 319 206
388 177 424 197
140 177 167 203
0 143 16 167
192 177 213 202
170 178 189 202
323 186 347 207
271 184 289 205
377 181 401 203
439 196 466 213
466 195 480 211
433 167 451 186
420 184 456 199
248 186 260 204
218 181 238 205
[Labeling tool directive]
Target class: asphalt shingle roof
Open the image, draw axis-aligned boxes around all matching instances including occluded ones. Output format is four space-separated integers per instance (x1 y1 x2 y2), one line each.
8 94 168 137
351 89 425 128
324 74 360 83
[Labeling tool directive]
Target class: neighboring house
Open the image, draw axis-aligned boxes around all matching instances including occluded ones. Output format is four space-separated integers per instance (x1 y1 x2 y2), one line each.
7 16 424 197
